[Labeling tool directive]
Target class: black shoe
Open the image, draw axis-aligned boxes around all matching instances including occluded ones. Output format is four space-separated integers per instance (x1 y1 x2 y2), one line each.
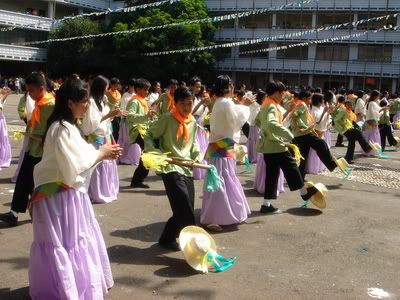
158 241 180 252
0 212 18 227
344 157 354 164
335 143 346 147
301 186 319 201
260 204 281 214
130 182 150 189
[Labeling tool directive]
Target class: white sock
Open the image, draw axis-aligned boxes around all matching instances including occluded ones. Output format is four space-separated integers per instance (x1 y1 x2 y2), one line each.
10 210 18 218
300 186 307 196
263 200 272 207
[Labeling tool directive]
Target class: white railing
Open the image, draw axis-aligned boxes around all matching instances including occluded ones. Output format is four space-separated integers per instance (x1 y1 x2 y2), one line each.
205 0 400 11
215 28 400 44
0 9 53 31
0 44 47 62
54 0 111 11
217 58 400 77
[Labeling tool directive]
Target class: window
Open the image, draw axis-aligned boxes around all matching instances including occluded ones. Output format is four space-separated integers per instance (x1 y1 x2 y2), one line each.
316 45 349 61
358 45 392 62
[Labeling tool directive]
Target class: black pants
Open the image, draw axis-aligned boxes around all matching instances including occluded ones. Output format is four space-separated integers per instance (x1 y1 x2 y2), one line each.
11 153 41 213
263 152 304 200
111 117 120 142
241 122 250 138
159 172 195 244
131 135 149 184
390 114 395 123
343 128 372 161
293 133 337 180
379 124 398 152
336 133 344 145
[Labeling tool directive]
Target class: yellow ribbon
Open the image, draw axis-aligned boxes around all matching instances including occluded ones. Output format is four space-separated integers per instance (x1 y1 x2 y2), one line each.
12 130 25 140
288 144 304 166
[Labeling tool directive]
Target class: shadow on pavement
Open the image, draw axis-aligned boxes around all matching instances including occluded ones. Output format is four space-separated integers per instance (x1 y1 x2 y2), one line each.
0 287 30 300
286 207 322 216
110 222 165 242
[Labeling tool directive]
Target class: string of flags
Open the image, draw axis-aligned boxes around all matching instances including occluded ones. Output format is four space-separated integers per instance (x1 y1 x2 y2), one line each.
239 25 398 55
144 13 398 56
17 0 318 46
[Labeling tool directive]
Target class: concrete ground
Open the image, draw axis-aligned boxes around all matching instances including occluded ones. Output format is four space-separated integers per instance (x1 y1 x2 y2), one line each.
1 94 400 300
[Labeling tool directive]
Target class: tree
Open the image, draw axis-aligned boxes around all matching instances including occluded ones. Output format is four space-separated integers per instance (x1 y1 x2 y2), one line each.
47 0 217 83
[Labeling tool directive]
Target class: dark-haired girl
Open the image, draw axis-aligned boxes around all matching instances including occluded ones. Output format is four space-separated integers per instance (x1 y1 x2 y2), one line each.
118 78 141 165
29 77 121 299
305 93 333 174
200 75 251 232
81 75 123 203
0 87 12 170
363 90 382 154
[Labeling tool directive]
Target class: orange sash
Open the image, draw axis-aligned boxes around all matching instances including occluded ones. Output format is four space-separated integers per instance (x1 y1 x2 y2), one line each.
28 92 54 128
133 95 149 113
171 106 194 144
262 97 282 123
347 108 357 122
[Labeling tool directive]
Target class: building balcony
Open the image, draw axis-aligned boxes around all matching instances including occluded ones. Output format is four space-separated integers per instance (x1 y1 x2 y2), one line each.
205 0 400 11
0 9 53 31
216 58 400 77
215 28 400 44
0 43 47 62
52 0 111 11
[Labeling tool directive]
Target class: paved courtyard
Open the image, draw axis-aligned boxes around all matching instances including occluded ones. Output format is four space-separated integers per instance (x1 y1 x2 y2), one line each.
1 95 400 299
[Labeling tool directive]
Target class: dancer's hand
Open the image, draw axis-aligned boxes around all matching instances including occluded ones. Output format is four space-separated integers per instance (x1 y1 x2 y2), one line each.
99 143 123 161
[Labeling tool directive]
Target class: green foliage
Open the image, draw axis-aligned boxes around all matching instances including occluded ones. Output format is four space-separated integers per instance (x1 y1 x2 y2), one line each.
47 0 217 82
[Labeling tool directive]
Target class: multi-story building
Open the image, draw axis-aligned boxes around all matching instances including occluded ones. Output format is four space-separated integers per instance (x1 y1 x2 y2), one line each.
0 0 123 75
206 0 400 92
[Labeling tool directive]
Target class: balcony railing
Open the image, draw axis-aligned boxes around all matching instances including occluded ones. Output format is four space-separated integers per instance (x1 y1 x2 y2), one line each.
205 0 400 11
0 9 53 31
215 28 400 44
216 58 400 77
0 44 47 62
55 0 111 11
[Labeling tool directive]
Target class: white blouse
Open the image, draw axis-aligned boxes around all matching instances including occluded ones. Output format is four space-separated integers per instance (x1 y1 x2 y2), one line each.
121 92 135 111
248 102 260 126
311 105 331 132
209 97 250 143
366 101 381 121
26 94 35 121
354 98 366 116
80 96 111 137
34 121 99 192
148 92 159 107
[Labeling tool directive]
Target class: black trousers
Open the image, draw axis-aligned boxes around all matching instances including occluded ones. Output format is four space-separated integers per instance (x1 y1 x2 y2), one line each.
336 133 344 145
241 122 250 138
11 153 41 213
159 172 195 244
131 135 149 184
379 124 398 151
263 152 304 200
390 114 395 123
293 133 337 179
343 128 372 161
111 117 120 142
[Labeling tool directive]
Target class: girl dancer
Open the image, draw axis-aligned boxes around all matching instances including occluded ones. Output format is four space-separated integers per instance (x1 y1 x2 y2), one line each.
200 75 250 232
0 87 12 170
81 75 122 203
363 90 382 153
29 77 120 299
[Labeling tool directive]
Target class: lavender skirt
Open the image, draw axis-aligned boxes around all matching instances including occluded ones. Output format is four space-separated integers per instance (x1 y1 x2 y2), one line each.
0 111 11 169
306 130 331 174
89 142 119 204
29 189 113 300
363 126 381 154
11 132 29 182
201 157 250 226
193 126 209 180
117 121 140 165
246 126 260 163
253 153 285 195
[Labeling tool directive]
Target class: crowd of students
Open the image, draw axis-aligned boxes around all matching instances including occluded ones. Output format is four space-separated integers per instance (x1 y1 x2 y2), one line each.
0 72 399 299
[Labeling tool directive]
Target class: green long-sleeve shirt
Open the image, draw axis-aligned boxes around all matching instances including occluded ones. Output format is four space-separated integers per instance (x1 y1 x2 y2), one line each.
255 103 294 154
26 101 55 158
144 113 200 177
291 102 312 137
126 99 149 143
379 109 391 125
17 94 27 121
332 105 351 135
